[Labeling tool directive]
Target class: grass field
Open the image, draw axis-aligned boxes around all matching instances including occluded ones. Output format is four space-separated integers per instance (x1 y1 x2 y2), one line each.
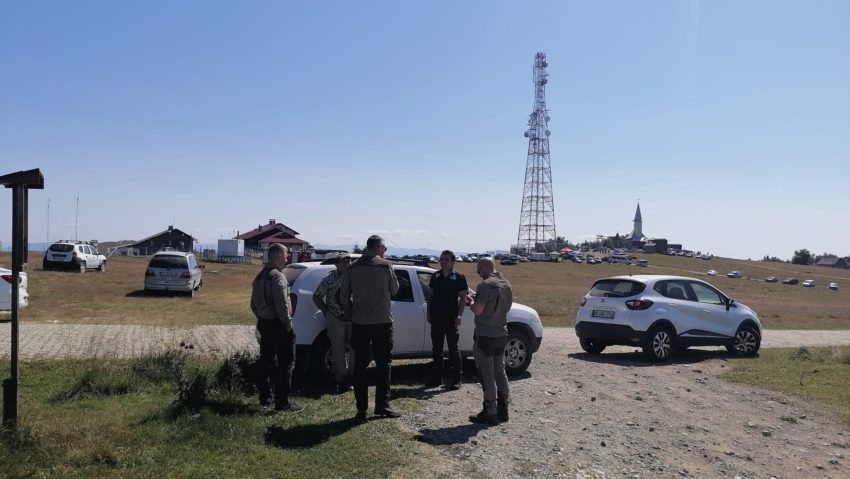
0 354 443 479
4 252 848 329
722 346 850 424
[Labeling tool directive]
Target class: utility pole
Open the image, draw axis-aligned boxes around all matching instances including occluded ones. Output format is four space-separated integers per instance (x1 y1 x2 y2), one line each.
74 194 79 242
516 52 557 254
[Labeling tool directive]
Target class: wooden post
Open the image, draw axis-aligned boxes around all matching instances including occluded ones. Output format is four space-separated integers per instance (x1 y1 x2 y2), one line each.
1 168 43 430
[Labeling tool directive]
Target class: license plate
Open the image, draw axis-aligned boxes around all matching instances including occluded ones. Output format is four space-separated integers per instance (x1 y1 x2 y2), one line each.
591 309 615 319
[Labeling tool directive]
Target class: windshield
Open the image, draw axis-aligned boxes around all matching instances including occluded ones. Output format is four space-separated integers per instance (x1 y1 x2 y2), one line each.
589 279 646 298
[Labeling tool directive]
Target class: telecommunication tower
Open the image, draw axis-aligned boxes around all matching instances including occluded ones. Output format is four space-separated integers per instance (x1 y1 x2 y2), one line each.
516 52 557 254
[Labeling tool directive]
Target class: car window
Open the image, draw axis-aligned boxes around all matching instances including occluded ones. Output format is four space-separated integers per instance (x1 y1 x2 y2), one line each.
654 280 694 301
49 244 74 252
417 271 433 301
283 264 309 285
392 269 414 302
689 281 724 305
149 255 188 269
85 246 94 254
588 279 645 298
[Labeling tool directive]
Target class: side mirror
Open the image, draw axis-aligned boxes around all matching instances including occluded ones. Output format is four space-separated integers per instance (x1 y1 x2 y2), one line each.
725 298 735 311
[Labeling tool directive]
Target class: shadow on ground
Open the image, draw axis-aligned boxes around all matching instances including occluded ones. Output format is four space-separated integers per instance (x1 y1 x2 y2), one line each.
265 417 361 449
569 348 750 367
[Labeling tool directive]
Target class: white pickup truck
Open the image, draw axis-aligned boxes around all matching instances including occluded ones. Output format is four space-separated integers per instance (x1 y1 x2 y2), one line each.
283 261 544 379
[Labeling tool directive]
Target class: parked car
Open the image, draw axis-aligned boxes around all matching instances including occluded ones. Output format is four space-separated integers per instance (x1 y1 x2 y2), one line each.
706 270 717 276
0 266 28 311
726 271 742 278
782 278 799 285
829 282 839 291
575 275 762 361
500 254 519 266
42 240 107 272
144 250 204 297
802 279 816 287
635 259 648 267
764 277 778 283
282 262 544 379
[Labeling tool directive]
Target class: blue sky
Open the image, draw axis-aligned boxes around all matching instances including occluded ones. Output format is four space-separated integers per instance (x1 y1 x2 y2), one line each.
1 1 848 260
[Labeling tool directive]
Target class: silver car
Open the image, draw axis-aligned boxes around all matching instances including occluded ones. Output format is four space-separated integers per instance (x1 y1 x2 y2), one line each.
576 275 762 361
1 266 28 311
144 250 204 297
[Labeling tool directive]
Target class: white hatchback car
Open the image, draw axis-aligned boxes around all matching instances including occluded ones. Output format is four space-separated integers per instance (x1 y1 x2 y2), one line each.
575 275 762 360
1 266 28 311
144 250 204 297
283 261 544 378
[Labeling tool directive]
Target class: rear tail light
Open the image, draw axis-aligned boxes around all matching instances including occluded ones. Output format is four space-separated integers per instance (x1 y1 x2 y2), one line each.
145 269 156 277
179 272 191 279
625 299 654 310
580 297 587 307
1 274 12 284
289 292 298 315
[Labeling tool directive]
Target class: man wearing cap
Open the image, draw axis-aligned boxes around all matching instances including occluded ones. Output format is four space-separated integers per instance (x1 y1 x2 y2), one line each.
312 252 354 394
426 249 468 389
250 243 302 412
340 235 401 421
467 257 513 425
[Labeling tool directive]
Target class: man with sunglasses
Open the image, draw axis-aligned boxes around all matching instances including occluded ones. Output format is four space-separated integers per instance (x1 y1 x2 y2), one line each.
340 235 401 421
426 250 469 389
312 252 354 394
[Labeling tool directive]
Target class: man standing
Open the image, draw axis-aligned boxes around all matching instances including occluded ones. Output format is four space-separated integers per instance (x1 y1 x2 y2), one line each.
426 250 468 389
468 257 512 425
340 235 400 421
312 252 354 394
250 243 302 412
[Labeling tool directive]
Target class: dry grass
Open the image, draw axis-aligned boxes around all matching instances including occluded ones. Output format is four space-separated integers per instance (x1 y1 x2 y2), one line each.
4 252 849 329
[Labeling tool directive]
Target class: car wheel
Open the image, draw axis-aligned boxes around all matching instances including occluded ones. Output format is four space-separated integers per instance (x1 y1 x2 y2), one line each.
78 261 86 273
42 260 50 271
98 261 107 272
579 338 606 355
504 329 533 376
310 335 334 382
726 325 761 357
643 325 674 361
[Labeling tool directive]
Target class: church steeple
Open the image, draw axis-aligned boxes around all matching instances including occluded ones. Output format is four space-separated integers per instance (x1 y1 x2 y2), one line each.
629 201 646 243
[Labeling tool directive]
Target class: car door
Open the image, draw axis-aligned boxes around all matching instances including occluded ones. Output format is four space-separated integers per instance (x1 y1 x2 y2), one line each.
390 268 428 354
687 280 737 337
653 280 704 335
82 245 95 267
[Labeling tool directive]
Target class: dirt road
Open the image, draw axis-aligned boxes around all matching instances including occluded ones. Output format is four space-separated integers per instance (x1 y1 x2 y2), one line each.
404 328 849 479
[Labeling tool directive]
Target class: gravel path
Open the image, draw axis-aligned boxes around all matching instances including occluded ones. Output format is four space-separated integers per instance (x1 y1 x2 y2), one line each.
404 328 850 479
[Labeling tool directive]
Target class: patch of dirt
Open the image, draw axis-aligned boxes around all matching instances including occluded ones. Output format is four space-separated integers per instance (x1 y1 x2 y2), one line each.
401 328 848 479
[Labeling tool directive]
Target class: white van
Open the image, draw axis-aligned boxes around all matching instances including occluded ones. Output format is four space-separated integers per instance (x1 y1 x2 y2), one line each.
609 254 631 264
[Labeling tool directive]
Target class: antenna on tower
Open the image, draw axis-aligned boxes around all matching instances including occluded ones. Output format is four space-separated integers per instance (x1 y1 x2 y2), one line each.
74 194 79 242
516 52 557 254
46 198 50 244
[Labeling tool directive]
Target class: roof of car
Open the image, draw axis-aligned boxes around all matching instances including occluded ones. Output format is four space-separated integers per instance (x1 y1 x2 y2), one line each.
151 249 193 257
603 275 706 283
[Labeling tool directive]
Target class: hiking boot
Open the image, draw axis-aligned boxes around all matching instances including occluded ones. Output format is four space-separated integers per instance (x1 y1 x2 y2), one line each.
497 398 509 422
468 410 499 425
354 410 368 423
374 407 402 418
274 402 304 413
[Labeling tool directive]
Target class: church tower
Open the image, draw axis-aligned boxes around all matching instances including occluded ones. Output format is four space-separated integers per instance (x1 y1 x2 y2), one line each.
628 202 647 244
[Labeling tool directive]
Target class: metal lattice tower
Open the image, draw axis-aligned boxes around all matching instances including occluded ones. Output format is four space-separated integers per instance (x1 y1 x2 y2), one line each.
516 52 557 254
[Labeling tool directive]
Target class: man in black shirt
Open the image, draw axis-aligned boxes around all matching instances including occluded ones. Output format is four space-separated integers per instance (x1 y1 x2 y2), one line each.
426 250 469 389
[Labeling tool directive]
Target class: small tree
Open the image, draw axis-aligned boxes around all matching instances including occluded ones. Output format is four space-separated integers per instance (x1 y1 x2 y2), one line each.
352 243 363 254
791 249 813 265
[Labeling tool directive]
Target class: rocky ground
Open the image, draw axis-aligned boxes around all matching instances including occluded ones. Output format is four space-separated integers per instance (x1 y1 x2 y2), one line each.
402 329 849 479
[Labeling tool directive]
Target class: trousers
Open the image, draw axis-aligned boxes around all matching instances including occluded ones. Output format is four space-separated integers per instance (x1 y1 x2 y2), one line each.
352 322 394 412
256 320 296 407
473 335 509 408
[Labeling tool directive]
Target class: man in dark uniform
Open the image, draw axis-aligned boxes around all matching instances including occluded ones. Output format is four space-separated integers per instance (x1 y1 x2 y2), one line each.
340 235 400 421
250 243 302 412
426 250 469 389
